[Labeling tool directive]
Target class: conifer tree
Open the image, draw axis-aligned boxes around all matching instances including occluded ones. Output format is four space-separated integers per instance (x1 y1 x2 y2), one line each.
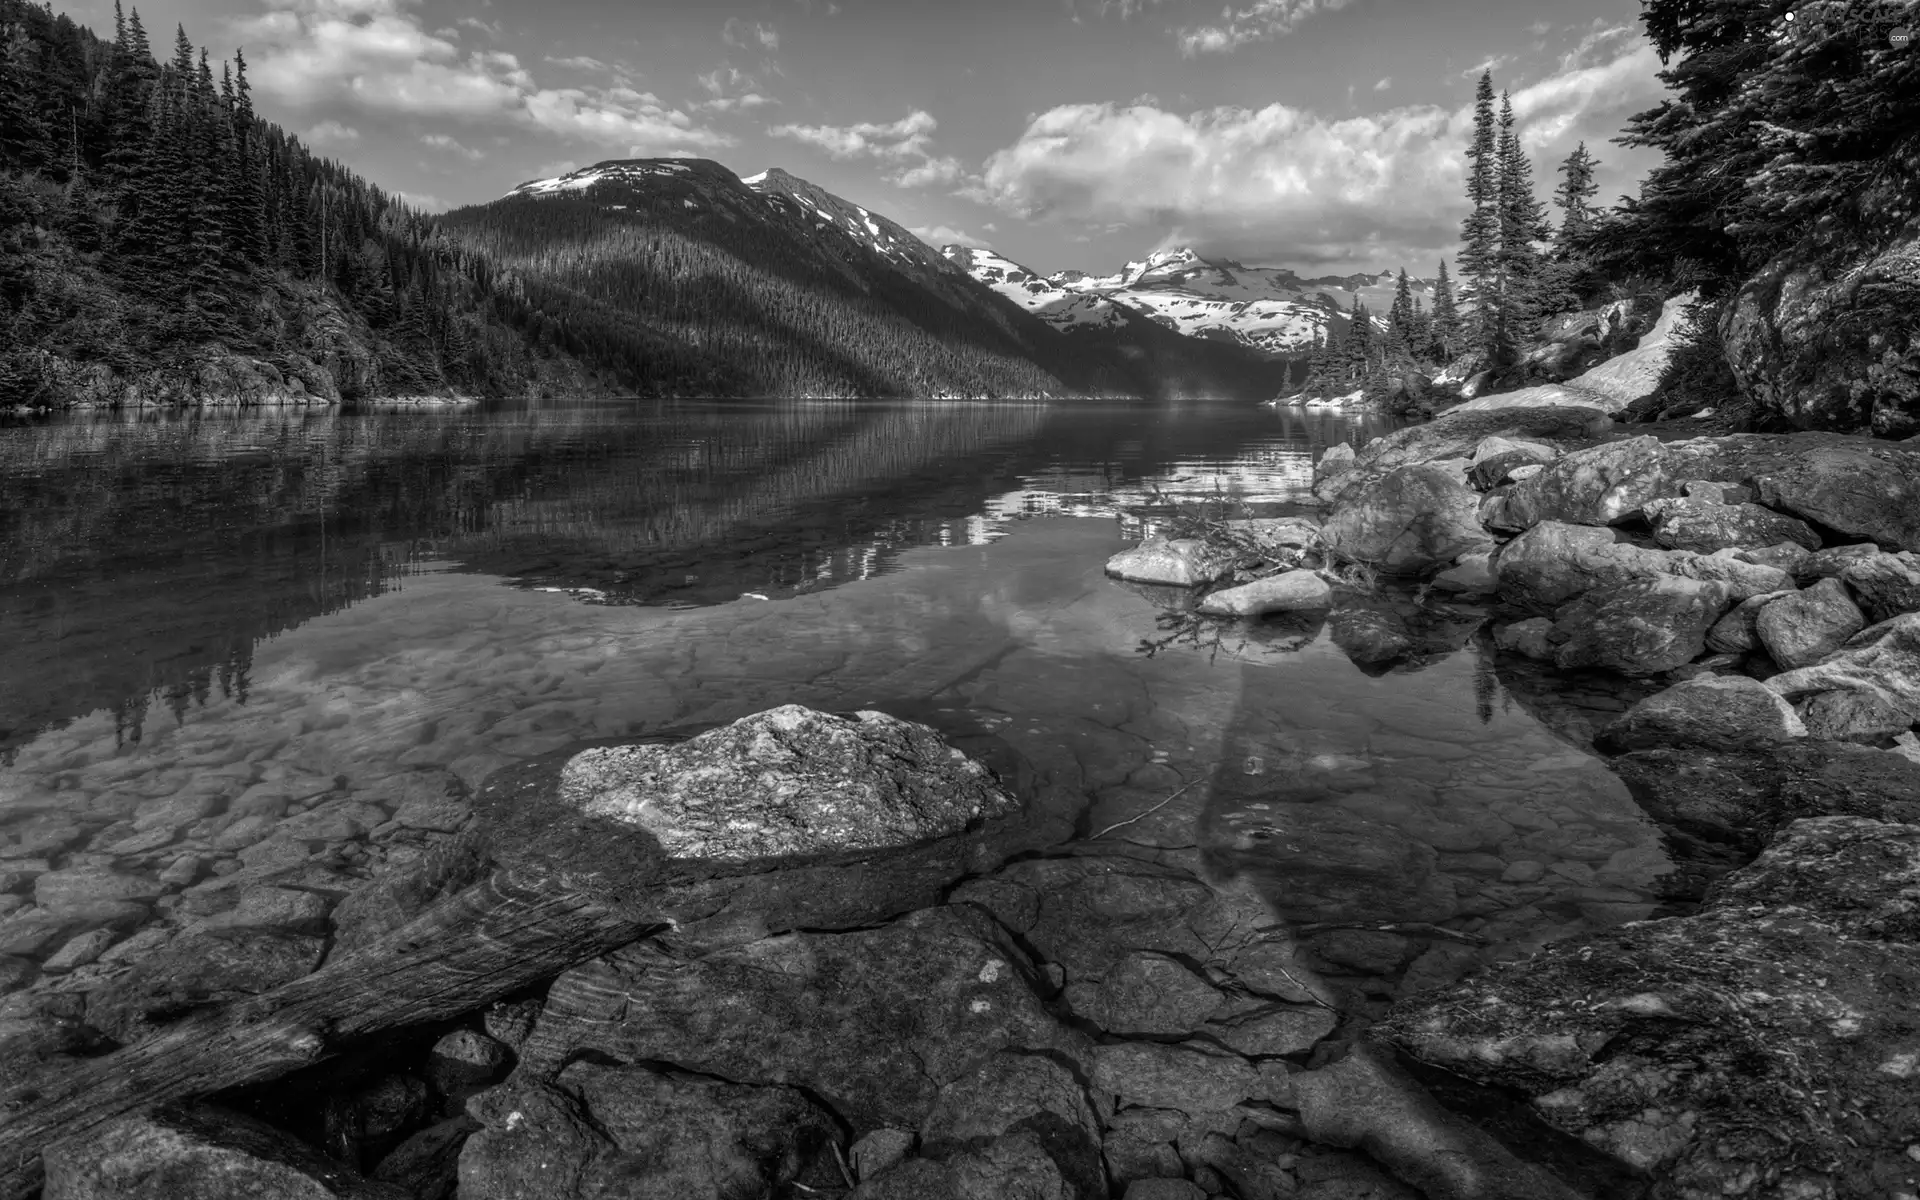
1429 259 1460 363
1552 142 1599 247
1458 71 1499 352
1491 90 1550 357
1387 268 1414 362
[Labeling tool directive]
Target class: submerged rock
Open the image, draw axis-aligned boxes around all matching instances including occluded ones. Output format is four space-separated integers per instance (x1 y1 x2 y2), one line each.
1602 739 1920 854
43 1104 405 1200
1106 539 1234 588
512 904 1085 1134
461 1062 835 1200
556 705 1018 863
1380 815 1920 1197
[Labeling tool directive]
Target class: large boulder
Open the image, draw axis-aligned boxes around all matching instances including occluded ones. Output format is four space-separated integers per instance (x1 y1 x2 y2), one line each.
1105 538 1233 588
1548 576 1732 677
1753 576 1866 670
1502 436 1680 528
1597 674 1807 753
1642 497 1821 554
1493 522 1789 616
1380 815 1920 1196
557 706 1019 863
1719 214 1920 438
1841 551 1920 624
1320 465 1495 576
1672 433 1920 552
1764 612 1920 723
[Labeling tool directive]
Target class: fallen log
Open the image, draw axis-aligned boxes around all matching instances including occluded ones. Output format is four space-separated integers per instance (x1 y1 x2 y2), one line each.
0 867 656 1200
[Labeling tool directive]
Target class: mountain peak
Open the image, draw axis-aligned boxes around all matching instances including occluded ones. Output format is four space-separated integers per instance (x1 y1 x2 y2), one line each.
506 158 723 198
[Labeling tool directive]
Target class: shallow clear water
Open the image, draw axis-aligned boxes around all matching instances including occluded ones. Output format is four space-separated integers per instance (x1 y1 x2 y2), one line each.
0 398 1673 1001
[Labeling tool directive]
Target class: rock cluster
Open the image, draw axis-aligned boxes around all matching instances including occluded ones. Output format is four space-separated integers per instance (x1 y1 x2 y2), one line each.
16 705 1579 1200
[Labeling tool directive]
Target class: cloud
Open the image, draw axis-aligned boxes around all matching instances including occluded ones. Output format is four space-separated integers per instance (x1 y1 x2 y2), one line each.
974 42 1666 268
392 189 447 212
700 93 774 112
421 132 484 160
909 223 992 249
722 18 779 51
1178 0 1352 56
767 109 976 189
544 55 607 72
1528 19 1553 35
302 119 359 145
238 0 731 153
1460 54 1514 79
791 0 841 13
1373 76 1391 91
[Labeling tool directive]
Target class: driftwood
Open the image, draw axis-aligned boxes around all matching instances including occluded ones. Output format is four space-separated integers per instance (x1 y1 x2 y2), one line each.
0 735 1060 1199
0 867 656 1200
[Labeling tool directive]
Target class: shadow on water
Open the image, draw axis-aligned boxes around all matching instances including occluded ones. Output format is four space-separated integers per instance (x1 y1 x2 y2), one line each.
0 398 1391 756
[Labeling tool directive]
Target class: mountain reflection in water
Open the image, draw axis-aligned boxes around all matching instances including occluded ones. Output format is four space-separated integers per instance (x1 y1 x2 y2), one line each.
0 398 1380 754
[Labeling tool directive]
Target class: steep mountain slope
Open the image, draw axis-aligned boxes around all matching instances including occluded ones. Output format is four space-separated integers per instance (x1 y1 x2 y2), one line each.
950 244 1435 358
456 159 1290 401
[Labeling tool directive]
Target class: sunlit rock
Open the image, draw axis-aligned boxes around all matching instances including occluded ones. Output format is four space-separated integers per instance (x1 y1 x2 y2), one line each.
556 705 1018 863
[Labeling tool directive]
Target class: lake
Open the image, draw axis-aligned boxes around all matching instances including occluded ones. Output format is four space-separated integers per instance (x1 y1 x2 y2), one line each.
0 397 1673 1010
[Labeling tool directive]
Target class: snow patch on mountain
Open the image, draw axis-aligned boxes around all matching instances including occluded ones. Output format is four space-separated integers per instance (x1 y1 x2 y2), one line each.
508 161 691 196
942 247 1128 331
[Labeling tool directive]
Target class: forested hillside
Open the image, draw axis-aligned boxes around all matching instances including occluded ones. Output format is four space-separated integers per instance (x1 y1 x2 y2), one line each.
440 161 1292 400
0 0 1288 406
0 0 644 406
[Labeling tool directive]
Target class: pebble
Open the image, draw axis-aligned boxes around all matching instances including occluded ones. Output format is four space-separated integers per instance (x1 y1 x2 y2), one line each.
1500 861 1547 884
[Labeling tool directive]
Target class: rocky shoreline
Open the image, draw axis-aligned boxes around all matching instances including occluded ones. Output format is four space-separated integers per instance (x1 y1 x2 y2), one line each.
1106 398 1920 1196
2 396 1918 1199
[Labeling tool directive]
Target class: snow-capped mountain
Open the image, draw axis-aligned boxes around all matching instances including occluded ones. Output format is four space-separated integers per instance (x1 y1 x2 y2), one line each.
940 247 1128 330
947 244 1433 358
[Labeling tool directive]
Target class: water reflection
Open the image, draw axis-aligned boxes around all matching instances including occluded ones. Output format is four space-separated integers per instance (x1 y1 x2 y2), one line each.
0 397 1679 1020
0 399 1387 754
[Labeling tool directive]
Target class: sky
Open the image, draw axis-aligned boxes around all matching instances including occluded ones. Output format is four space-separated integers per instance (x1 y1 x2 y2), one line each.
67 0 1677 276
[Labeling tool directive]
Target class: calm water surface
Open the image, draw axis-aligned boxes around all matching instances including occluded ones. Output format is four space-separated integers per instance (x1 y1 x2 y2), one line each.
0 397 1672 1002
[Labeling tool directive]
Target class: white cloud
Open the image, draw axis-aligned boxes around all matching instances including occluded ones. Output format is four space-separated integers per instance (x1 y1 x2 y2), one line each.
545 55 607 72
1460 54 1514 80
974 43 1665 268
909 223 992 249
302 119 359 145
1373 76 1391 91
240 0 731 153
1178 0 1352 56
421 132 484 160
767 109 976 189
699 93 775 113
722 18 779 51
770 110 937 160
